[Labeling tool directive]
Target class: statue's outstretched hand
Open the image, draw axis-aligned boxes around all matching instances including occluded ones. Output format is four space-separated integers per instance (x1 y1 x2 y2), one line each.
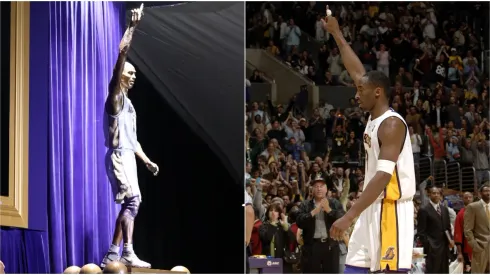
146 161 159 176
130 3 144 27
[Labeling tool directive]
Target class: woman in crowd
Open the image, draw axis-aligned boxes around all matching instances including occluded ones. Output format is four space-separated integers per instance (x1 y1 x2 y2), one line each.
259 203 294 272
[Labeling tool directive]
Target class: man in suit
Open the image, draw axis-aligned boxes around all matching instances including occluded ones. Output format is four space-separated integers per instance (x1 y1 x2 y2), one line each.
464 183 490 274
417 186 454 274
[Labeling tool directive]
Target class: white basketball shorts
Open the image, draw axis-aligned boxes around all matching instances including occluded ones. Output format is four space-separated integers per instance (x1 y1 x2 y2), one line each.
345 198 414 272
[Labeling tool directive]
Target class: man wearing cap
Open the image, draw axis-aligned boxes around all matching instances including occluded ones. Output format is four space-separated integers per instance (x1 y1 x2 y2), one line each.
296 174 345 273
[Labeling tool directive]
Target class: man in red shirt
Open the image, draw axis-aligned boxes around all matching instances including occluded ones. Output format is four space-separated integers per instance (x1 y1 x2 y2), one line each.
425 126 446 159
425 126 447 181
454 192 474 271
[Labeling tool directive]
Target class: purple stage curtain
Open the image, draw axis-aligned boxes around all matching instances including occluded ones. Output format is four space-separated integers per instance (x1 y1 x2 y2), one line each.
48 2 125 273
0 229 50 273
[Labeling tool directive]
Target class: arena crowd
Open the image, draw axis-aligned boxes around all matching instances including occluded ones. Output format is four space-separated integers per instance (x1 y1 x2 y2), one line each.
246 1 489 274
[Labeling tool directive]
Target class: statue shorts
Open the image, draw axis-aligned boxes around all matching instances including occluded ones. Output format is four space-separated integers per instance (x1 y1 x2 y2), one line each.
105 149 142 204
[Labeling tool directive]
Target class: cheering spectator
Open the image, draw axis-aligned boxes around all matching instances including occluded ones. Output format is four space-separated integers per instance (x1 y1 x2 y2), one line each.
259 204 294 271
296 174 345 273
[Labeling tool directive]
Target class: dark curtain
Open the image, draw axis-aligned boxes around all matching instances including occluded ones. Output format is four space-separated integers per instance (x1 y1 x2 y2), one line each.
48 2 125 273
128 2 245 186
125 2 245 273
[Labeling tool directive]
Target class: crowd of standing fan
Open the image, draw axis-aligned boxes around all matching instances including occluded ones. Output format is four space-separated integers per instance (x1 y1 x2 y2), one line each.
246 2 488 273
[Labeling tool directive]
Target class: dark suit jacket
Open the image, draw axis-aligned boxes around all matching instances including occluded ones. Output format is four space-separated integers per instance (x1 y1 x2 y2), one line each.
417 202 452 249
417 202 452 273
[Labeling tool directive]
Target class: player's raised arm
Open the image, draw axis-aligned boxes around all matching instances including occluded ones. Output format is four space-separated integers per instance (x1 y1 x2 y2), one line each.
109 4 144 98
322 5 365 86
345 117 406 220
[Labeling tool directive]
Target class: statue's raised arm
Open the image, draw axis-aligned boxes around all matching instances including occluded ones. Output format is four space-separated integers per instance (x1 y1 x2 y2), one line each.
107 4 144 116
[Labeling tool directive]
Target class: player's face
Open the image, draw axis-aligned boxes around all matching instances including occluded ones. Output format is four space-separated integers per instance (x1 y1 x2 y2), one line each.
122 62 136 89
355 77 379 111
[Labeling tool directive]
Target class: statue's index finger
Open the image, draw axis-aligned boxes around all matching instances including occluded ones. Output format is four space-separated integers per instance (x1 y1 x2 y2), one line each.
140 3 144 11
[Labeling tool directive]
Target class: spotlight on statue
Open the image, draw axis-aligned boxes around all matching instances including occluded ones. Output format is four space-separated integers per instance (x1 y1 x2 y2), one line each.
170 266 190 274
64 266 81 274
103 261 127 274
80 264 102 274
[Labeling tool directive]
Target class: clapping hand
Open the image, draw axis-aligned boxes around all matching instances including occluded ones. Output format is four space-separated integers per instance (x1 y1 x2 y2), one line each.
321 199 331 213
280 213 287 223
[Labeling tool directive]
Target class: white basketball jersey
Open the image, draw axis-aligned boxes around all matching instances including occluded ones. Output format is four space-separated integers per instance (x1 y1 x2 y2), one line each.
363 109 416 201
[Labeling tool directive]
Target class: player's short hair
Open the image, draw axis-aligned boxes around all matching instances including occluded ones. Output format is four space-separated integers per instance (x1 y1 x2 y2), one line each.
364 70 392 99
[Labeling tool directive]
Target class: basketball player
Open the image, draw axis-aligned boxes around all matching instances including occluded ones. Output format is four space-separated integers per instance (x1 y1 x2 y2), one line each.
323 7 416 274
101 4 160 268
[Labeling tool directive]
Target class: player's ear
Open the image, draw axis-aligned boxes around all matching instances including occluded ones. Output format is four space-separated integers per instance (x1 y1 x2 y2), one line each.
374 87 382 98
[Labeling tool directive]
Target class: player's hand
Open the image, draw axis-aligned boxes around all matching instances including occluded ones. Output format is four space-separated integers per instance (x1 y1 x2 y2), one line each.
449 240 455 249
321 5 340 34
145 160 159 176
330 215 354 241
130 3 144 27
457 253 464 262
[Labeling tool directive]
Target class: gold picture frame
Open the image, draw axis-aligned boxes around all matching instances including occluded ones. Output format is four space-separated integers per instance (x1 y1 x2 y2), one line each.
0 2 30 228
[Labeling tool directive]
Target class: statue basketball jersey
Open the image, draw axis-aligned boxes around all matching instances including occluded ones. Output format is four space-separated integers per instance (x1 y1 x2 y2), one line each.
104 93 138 152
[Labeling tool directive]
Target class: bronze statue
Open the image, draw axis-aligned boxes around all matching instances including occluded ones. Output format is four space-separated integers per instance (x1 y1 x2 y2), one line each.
100 4 159 269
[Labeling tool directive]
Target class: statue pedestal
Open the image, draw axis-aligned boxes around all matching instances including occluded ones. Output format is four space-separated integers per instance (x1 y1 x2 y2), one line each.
127 267 186 274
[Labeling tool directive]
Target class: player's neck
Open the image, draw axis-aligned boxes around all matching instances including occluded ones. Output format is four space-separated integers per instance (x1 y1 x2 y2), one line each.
119 83 129 96
370 105 390 120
